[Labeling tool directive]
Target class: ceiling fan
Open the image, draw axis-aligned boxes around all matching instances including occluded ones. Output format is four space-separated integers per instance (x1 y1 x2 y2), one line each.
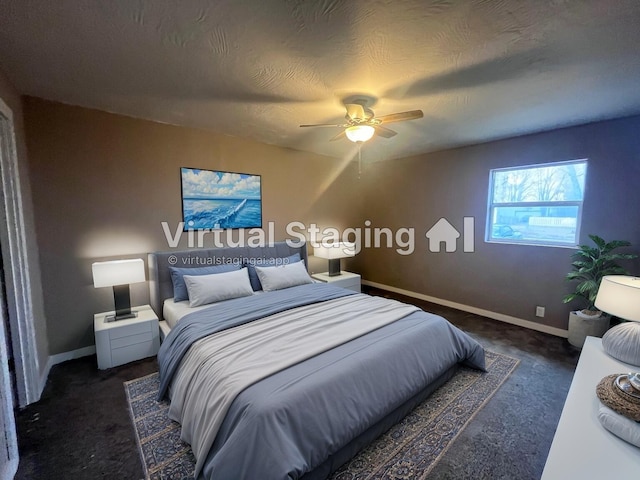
299 99 423 143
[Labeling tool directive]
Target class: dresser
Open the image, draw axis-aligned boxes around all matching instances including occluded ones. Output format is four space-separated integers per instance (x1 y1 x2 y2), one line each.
541 337 640 479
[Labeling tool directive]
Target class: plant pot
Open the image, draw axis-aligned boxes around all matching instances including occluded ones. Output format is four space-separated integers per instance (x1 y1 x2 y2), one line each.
567 311 610 348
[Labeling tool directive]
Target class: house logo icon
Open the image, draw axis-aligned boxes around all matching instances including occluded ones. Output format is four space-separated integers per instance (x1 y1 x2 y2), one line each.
425 217 475 253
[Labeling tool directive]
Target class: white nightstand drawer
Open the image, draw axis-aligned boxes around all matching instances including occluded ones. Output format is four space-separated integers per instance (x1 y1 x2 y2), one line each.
109 321 151 340
111 331 152 349
312 271 361 292
337 278 360 291
111 341 156 368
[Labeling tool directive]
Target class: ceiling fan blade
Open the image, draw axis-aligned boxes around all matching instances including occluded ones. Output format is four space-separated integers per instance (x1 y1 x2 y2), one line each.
329 130 346 142
375 126 398 138
377 110 424 124
299 123 345 128
345 103 365 121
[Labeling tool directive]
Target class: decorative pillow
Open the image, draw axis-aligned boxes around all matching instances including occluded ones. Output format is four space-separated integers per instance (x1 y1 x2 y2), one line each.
169 263 240 302
245 253 301 291
254 260 313 292
598 402 640 448
183 268 253 307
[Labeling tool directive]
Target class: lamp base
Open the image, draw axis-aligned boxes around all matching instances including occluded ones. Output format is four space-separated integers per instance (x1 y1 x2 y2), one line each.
602 322 640 367
327 259 342 277
105 311 138 323
112 283 134 320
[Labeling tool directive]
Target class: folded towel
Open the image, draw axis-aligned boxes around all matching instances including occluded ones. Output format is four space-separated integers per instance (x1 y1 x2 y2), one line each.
598 402 640 448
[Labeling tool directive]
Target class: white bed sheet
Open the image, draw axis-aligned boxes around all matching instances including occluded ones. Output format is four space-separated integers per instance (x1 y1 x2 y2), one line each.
163 291 266 329
163 299 212 329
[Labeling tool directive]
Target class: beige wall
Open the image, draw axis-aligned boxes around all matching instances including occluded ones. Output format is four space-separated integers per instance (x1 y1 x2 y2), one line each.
23 97 362 355
0 70 49 376
353 115 640 330
21 95 640 353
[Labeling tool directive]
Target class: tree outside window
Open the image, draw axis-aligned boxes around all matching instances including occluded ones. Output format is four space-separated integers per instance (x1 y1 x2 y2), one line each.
487 160 587 246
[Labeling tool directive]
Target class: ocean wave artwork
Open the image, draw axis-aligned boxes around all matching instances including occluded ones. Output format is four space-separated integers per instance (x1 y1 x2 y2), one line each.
181 168 262 229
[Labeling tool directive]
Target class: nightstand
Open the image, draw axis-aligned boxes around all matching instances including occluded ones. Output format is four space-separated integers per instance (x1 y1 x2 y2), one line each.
94 304 160 369
312 271 361 292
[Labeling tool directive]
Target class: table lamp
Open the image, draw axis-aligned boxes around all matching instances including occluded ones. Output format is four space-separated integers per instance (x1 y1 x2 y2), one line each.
92 258 146 321
595 276 640 376
314 242 356 277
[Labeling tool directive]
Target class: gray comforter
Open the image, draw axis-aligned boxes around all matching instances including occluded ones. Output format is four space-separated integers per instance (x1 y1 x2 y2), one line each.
158 283 485 480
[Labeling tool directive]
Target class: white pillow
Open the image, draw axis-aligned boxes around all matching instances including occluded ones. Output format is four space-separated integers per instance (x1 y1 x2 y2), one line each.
598 402 640 448
254 260 313 292
183 268 253 307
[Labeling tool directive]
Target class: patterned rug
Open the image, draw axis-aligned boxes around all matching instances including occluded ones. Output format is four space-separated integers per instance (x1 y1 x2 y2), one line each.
124 350 518 480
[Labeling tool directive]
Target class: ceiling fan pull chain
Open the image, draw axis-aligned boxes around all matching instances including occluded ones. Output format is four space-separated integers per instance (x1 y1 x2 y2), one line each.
358 142 362 179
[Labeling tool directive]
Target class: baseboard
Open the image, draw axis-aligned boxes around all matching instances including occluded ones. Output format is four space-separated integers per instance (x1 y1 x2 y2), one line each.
39 345 97 396
39 357 54 397
362 280 569 338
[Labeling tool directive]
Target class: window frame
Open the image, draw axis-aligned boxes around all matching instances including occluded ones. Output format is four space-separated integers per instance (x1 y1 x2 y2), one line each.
486 159 587 247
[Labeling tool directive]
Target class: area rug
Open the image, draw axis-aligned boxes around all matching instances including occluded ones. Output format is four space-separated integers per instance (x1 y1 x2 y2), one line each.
124 350 518 480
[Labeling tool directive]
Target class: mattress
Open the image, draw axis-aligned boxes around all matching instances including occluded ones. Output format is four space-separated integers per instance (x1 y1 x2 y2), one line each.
163 298 209 329
163 291 266 329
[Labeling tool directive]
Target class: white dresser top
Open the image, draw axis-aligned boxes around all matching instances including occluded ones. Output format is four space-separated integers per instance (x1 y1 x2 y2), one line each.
541 337 640 479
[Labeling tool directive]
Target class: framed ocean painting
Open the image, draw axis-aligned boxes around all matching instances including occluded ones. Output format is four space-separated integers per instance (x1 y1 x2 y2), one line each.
180 167 262 230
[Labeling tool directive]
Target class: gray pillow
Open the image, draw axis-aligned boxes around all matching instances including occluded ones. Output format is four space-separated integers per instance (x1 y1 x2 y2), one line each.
598 402 640 447
254 261 313 292
183 268 254 307
169 263 240 302
245 253 301 291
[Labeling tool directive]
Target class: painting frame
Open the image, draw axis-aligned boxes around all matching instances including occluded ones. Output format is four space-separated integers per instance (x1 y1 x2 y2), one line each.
180 167 262 231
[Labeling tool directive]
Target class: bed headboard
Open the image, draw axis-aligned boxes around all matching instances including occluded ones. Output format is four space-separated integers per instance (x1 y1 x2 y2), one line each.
148 241 308 319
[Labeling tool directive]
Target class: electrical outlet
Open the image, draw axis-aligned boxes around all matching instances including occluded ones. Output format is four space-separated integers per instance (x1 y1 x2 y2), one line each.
536 306 545 317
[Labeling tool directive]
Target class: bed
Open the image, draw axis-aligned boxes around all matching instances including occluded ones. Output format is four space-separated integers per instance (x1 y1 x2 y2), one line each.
149 241 485 480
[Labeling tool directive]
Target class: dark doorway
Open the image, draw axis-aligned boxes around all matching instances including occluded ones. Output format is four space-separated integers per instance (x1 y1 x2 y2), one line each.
0 247 17 407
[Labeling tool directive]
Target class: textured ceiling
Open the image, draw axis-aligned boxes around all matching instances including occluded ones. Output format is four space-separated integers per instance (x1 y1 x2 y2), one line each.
1 0 640 162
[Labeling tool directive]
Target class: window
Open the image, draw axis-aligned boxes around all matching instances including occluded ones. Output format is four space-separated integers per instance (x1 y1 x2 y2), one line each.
486 160 587 246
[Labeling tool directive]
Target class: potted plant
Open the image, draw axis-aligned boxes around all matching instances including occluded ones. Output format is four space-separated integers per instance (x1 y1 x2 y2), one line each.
563 234 637 348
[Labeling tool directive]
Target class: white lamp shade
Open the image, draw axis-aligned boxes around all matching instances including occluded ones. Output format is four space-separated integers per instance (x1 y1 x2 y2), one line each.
92 259 146 288
595 275 640 321
314 242 356 259
345 125 375 143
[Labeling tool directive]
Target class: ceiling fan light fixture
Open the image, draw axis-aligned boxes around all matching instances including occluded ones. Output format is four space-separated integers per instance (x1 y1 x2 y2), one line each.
345 125 375 143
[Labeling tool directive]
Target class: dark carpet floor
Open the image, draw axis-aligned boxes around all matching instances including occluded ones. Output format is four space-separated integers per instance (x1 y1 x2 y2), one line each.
14 287 580 480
